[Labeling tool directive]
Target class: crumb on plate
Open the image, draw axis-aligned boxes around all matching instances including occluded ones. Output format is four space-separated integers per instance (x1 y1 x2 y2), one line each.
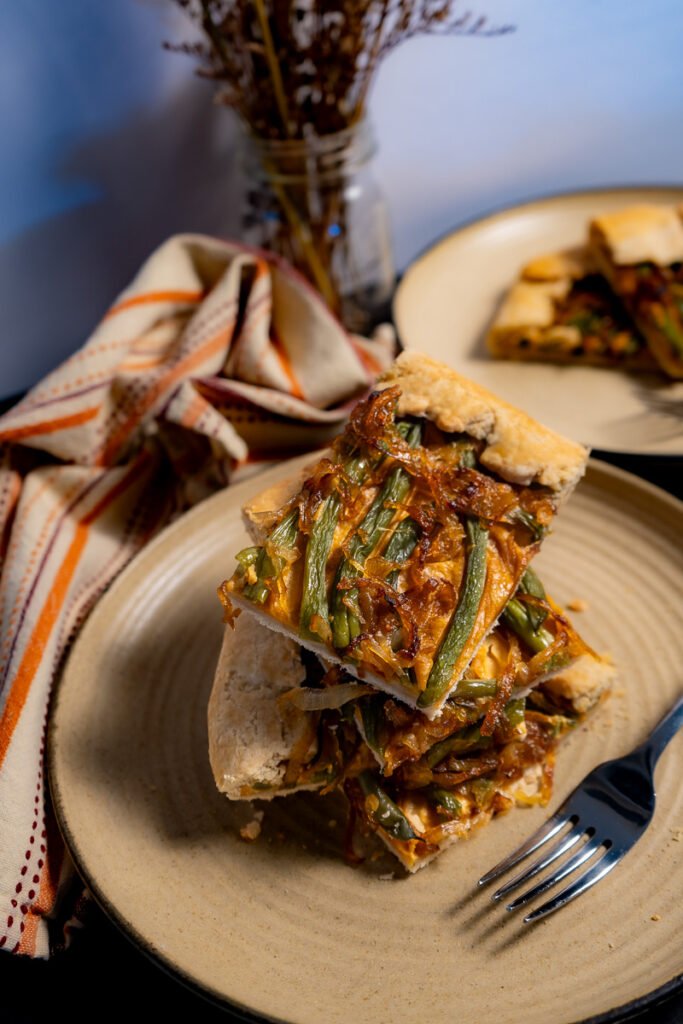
240 810 264 842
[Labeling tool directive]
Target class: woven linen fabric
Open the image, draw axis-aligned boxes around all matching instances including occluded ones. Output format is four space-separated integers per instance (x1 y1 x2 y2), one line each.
0 234 395 957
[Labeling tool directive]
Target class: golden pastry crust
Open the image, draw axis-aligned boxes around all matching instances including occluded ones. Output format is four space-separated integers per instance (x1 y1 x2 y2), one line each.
522 247 592 283
590 205 683 266
225 589 429 710
242 465 314 543
487 248 656 373
378 650 614 871
488 250 589 340
589 206 683 379
378 351 588 501
490 280 571 333
380 764 546 872
224 356 588 716
542 651 616 715
208 614 315 799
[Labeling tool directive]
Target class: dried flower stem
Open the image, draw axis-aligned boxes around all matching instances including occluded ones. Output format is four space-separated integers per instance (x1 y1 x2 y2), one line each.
169 1 513 140
168 1 515 322
251 0 291 135
264 162 339 307
352 0 390 121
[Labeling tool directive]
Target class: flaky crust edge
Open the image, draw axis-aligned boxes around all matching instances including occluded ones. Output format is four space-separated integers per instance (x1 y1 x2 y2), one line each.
589 204 683 267
377 352 589 501
589 245 683 379
208 613 322 800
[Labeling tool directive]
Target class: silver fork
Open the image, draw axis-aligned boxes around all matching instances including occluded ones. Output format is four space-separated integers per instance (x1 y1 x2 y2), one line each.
478 694 683 923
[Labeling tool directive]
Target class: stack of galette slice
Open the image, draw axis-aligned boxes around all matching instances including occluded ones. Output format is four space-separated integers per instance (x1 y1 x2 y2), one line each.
209 353 615 871
488 203 683 379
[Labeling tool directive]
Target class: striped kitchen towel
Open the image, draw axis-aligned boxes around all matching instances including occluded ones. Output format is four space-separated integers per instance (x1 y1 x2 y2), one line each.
0 234 395 957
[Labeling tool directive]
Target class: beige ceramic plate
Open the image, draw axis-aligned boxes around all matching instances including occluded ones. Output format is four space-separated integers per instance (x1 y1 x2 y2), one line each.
50 455 683 1024
394 186 683 455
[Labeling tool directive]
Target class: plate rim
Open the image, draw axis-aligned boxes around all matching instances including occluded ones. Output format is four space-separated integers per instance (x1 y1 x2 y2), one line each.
392 182 683 460
48 456 683 1024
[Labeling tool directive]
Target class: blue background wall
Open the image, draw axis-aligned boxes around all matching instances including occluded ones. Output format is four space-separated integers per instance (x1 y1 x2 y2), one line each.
2 0 682 394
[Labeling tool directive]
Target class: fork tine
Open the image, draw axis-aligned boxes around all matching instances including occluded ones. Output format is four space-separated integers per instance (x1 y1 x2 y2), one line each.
491 822 584 902
523 846 622 923
505 834 604 912
478 812 572 886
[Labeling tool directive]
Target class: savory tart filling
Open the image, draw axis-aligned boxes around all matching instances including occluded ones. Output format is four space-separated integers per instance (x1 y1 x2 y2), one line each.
487 247 654 370
221 384 579 713
210 352 608 874
264 644 606 873
600 260 683 370
352 572 592 775
344 701 572 871
590 204 683 378
210 605 610 871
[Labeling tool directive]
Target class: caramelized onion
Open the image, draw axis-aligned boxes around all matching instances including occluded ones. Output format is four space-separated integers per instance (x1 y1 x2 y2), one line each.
280 682 375 711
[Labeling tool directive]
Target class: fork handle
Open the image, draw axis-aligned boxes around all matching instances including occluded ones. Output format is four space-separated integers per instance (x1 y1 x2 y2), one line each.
637 694 683 769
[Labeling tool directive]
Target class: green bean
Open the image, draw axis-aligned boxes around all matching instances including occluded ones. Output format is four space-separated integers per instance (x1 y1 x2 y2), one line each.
502 597 553 653
353 426 421 563
459 445 477 469
520 565 545 597
539 651 572 674
418 518 489 709
450 678 498 700
503 697 526 730
331 590 353 650
426 786 462 817
357 772 417 841
517 566 547 631
511 507 546 541
568 311 602 335
661 312 683 356
235 546 261 567
232 544 267 600
243 508 299 604
270 507 300 546
357 694 386 757
243 579 271 605
470 777 495 809
299 494 339 638
332 422 422 648
299 453 368 641
425 725 490 769
385 516 420 588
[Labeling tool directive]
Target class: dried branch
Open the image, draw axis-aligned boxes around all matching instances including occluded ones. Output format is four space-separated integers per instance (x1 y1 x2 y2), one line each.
166 0 515 325
167 0 515 139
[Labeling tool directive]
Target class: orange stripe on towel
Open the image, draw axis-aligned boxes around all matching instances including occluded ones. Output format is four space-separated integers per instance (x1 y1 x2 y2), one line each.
97 328 231 466
270 332 305 401
349 337 381 377
0 407 99 443
105 290 204 319
18 856 58 956
118 354 170 373
0 455 152 770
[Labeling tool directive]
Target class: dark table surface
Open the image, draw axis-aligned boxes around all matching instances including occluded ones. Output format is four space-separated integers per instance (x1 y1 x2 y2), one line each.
1 446 682 1024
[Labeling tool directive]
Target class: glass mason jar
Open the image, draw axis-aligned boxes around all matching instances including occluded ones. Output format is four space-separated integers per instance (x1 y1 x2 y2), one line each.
241 120 395 334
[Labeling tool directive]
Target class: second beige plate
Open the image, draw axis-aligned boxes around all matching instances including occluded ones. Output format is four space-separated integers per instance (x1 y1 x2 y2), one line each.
49 455 683 1024
394 186 683 455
